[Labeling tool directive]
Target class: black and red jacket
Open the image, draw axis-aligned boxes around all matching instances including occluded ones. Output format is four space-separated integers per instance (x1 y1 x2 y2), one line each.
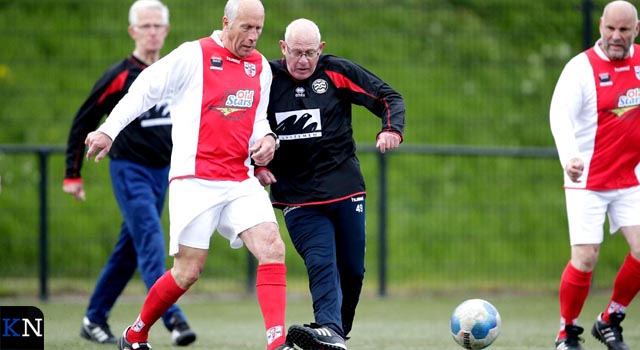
64 55 171 180
264 54 406 207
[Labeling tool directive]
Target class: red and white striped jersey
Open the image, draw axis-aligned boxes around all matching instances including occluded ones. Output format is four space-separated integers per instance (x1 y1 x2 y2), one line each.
550 41 640 190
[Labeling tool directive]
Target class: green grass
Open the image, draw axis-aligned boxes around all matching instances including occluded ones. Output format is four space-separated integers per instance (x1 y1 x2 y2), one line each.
0 0 625 294
0 152 632 293
3 291 638 349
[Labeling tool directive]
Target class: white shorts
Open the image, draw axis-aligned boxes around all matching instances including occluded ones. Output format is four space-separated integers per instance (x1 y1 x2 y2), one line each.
565 186 640 245
168 177 277 255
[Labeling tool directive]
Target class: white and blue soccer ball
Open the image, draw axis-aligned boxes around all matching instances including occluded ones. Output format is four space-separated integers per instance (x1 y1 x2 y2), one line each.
450 299 501 349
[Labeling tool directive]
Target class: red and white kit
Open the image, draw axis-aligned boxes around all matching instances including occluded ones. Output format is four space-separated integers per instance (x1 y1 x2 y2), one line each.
550 42 640 190
550 41 640 242
97 30 275 252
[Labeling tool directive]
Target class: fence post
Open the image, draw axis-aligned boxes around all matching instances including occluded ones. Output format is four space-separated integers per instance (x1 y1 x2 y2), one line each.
377 151 387 297
37 150 49 301
582 0 595 50
246 253 256 294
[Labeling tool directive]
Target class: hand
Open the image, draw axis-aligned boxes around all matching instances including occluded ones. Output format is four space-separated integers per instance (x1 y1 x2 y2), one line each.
255 168 277 186
62 180 86 201
376 131 401 154
249 136 277 166
85 131 113 162
565 158 584 183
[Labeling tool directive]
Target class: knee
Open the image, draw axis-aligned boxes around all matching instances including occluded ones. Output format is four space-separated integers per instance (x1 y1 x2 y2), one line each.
255 229 286 264
571 244 599 272
265 232 286 263
171 265 202 289
303 253 336 278
625 231 640 259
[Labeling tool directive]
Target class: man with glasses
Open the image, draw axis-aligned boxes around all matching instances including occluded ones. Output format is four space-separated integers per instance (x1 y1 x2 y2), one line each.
63 0 196 346
256 18 406 350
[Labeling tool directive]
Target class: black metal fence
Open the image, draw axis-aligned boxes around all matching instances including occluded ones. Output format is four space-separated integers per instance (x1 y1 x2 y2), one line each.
1 144 560 300
2 0 623 300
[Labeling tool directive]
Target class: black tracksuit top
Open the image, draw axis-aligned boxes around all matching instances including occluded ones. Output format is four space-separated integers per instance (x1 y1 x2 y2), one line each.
65 55 172 179
265 54 406 206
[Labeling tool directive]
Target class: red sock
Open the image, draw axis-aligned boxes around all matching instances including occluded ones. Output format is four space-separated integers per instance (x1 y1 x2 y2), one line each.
256 263 287 350
558 261 592 338
127 270 187 343
602 253 640 323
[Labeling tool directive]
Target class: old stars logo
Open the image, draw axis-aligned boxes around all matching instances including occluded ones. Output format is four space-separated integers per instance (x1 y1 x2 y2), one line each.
207 89 255 121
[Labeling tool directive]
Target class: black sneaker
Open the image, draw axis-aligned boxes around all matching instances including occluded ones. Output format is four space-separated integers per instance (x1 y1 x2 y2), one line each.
273 341 297 350
288 323 347 350
79 316 117 344
591 313 630 350
117 326 152 350
169 313 197 346
555 325 584 350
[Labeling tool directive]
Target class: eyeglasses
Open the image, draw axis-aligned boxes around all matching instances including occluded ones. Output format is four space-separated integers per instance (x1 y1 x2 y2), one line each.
135 24 167 32
286 45 320 59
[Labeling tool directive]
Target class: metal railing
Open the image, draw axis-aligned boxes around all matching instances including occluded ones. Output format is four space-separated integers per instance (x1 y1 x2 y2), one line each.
0 143 557 300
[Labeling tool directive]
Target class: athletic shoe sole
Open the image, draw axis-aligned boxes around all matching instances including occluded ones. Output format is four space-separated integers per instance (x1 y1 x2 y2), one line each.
288 325 346 350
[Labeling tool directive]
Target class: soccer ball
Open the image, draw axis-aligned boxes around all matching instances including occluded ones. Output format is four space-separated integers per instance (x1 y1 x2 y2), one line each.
450 299 501 349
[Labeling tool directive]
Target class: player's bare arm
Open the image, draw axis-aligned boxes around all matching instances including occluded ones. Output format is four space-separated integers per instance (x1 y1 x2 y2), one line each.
85 131 113 162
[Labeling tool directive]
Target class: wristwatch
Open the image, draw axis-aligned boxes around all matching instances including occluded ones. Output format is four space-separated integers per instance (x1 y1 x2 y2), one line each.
266 132 280 150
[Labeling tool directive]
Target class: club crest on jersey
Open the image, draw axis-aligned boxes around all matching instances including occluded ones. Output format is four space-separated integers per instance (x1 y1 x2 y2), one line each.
210 56 223 70
312 79 328 94
599 72 612 86
244 62 256 77
635 66 640 80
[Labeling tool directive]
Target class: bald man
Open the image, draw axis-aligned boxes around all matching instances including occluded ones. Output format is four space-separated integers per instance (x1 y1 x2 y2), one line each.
84 0 293 349
550 1 640 350
256 18 405 350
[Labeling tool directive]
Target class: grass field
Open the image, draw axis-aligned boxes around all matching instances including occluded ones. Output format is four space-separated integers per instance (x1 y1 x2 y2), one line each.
0 0 620 296
2 290 638 350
